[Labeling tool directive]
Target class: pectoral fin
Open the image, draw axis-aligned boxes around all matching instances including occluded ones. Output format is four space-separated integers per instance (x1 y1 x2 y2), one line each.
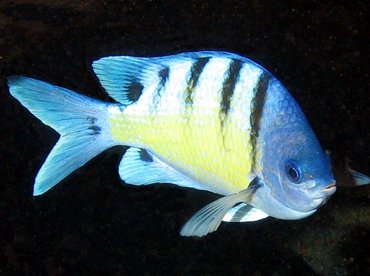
180 178 261 237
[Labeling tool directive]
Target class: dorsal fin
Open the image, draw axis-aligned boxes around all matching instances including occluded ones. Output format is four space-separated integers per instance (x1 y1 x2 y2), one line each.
92 52 255 105
92 56 166 105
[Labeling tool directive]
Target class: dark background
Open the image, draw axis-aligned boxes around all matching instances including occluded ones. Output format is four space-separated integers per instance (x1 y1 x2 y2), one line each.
0 1 369 275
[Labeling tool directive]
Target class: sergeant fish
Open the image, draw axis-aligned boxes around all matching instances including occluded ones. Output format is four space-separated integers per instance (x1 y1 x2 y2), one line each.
8 51 337 237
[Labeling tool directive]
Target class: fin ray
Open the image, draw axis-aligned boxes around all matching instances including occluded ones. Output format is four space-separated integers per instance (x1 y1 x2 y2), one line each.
8 76 113 195
347 168 370 186
180 178 262 237
92 56 164 104
180 192 246 237
119 147 205 190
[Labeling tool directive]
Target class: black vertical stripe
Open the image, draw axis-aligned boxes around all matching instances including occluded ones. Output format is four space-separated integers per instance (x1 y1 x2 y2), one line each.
158 67 170 89
86 116 101 136
139 149 153 162
219 59 243 126
153 66 170 109
126 80 144 102
250 72 270 166
232 204 253 222
185 57 210 106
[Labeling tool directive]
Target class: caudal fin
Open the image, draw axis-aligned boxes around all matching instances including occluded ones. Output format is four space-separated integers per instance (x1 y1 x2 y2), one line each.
8 76 114 195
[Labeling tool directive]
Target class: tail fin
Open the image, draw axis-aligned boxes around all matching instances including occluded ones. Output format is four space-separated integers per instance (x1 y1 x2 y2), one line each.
8 76 114 195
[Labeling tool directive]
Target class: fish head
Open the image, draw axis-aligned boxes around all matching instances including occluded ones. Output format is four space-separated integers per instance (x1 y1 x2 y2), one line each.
260 126 336 213
254 80 336 219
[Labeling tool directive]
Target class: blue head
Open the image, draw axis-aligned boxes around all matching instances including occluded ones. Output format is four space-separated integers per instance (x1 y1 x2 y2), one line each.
253 78 336 219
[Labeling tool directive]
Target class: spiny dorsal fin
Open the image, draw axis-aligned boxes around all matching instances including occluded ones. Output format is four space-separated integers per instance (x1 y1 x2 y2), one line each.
92 51 258 105
92 56 166 105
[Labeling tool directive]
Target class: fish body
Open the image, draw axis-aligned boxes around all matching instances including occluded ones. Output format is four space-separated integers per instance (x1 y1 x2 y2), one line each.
7 51 337 237
104 53 262 195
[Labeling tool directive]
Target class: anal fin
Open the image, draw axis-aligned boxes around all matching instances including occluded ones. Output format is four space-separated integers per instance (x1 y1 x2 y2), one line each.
222 203 268 222
119 147 203 189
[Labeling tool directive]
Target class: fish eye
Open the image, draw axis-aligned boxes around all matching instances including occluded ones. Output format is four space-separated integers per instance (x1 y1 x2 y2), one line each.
285 161 302 183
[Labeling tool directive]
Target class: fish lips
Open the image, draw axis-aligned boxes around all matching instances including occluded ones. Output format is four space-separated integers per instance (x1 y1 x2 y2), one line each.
312 181 337 208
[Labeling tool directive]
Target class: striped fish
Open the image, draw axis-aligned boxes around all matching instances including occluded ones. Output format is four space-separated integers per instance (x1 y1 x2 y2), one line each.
7 51 337 237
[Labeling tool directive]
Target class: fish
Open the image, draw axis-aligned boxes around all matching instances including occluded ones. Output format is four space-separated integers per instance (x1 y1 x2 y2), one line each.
7 51 338 237
332 157 370 187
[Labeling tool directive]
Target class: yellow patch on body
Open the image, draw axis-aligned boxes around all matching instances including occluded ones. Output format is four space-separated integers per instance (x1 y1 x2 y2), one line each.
109 109 253 195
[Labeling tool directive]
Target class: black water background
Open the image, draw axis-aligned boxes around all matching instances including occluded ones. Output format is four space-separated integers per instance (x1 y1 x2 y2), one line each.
0 1 369 275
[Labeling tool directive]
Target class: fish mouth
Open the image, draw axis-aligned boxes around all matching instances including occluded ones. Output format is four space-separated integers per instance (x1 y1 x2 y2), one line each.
312 182 336 207
320 182 337 196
